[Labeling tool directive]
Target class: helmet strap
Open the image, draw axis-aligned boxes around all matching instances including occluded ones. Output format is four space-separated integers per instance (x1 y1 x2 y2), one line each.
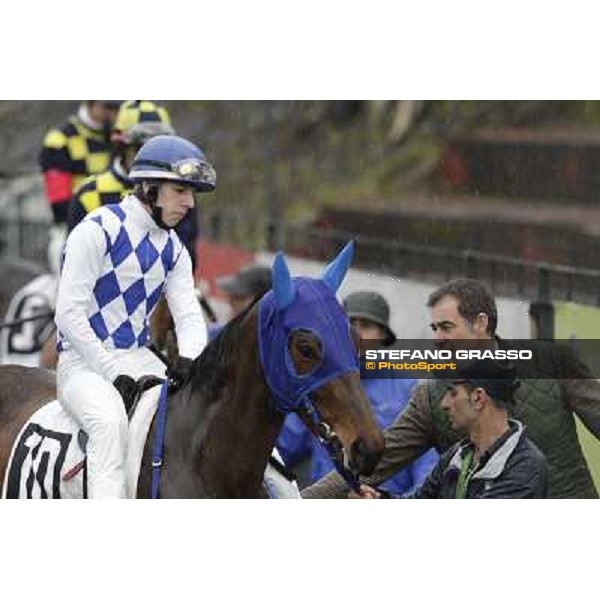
138 182 172 230
151 205 171 230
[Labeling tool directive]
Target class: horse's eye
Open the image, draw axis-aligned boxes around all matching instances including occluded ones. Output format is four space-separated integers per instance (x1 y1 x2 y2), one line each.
298 343 317 359
287 329 324 376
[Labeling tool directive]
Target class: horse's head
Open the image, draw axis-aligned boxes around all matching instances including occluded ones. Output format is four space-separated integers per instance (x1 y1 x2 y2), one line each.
258 242 384 479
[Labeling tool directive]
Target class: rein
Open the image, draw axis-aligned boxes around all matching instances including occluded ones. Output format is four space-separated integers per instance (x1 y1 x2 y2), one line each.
295 398 361 493
151 380 169 499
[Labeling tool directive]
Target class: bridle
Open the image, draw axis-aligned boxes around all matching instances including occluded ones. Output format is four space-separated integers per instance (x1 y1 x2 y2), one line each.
294 396 361 493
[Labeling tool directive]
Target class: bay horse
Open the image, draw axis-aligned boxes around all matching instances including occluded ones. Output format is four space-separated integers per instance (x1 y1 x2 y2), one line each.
0 243 384 498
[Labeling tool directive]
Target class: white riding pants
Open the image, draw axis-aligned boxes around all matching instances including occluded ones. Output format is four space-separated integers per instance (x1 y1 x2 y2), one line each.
57 347 166 499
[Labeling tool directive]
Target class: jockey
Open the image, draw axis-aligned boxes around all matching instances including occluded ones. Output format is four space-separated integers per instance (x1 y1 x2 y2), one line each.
68 101 200 270
55 134 216 499
67 101 174 232
40 101 122 275
39 103 182 370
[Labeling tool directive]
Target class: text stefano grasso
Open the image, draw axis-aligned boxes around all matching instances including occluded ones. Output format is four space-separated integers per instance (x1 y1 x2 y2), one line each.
364 349 533 361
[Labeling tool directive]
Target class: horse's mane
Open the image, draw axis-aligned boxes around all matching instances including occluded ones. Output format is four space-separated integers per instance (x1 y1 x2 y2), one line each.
185 300 258 401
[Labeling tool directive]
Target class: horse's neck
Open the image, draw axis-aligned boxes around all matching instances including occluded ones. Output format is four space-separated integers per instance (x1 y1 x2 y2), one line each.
157 311 283 498
203 352 282 498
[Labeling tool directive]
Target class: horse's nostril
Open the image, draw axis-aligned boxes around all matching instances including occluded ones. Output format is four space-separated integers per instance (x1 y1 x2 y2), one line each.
350 436 383 476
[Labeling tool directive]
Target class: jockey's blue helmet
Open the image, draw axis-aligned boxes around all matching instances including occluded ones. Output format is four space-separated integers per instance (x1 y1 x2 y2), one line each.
129 134 216 193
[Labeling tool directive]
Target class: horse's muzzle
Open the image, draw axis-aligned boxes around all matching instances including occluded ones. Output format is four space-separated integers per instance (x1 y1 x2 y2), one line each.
348 434 384 477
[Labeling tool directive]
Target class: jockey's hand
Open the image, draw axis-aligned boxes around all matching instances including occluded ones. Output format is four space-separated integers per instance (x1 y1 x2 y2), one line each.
348 484 381 500
113 374 138 414
167 356 194 389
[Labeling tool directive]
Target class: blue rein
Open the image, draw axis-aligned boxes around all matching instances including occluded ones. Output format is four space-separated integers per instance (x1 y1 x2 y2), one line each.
151 380 169 499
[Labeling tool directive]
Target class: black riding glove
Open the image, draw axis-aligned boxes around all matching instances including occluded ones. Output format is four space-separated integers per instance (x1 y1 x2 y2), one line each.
167 357 194 389
113 374 138 414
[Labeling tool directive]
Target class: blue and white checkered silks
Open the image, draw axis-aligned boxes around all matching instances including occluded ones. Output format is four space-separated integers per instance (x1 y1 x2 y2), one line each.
58 201 182 352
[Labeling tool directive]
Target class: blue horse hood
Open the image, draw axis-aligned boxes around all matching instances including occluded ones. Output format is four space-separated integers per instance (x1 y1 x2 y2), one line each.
258 278 359 413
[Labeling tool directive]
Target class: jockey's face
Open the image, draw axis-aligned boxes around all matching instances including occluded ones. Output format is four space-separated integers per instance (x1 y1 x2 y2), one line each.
156 182 195 227
88 101 120 128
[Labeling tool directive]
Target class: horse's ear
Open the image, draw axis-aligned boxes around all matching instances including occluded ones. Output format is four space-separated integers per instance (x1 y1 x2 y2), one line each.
321 240 354 292
272 252 295 310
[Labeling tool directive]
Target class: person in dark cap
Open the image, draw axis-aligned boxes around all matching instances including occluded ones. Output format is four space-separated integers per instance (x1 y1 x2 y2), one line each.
217 264 272 319
210 263 273 343
355 358 548 499
343 290 396 346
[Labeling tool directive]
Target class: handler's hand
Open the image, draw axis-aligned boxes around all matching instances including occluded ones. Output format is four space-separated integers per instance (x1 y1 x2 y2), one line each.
348 484 381 499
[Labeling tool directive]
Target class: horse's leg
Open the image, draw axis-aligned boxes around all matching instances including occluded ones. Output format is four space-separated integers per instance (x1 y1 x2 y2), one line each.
0 366 56 488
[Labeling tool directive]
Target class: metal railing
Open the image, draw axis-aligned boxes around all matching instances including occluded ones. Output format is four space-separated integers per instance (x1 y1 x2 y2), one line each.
3 209 600 308
283 226 600 306
0 217 49 266
198 210 600 306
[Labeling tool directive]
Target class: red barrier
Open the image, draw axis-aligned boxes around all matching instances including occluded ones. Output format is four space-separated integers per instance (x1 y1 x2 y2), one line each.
194 240 255 298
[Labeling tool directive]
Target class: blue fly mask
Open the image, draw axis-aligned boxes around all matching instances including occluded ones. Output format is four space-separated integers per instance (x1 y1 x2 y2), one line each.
258 242 359 413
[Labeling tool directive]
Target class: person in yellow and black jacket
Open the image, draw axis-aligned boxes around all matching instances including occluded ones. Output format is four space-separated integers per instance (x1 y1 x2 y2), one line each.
40 101 121 273
68 101 200 270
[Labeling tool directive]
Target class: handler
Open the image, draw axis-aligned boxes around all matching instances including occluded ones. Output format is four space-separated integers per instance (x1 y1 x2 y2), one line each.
304 278 600 499
355 358 548 498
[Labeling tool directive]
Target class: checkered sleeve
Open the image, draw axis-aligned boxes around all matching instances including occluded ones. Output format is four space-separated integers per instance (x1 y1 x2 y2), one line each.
55 221 121 381
40 128 72 172
164 243 207 360
39 127 75 220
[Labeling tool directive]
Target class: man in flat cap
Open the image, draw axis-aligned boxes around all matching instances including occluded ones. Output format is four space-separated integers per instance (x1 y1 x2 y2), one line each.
356 358 548 499
217 264 272 320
